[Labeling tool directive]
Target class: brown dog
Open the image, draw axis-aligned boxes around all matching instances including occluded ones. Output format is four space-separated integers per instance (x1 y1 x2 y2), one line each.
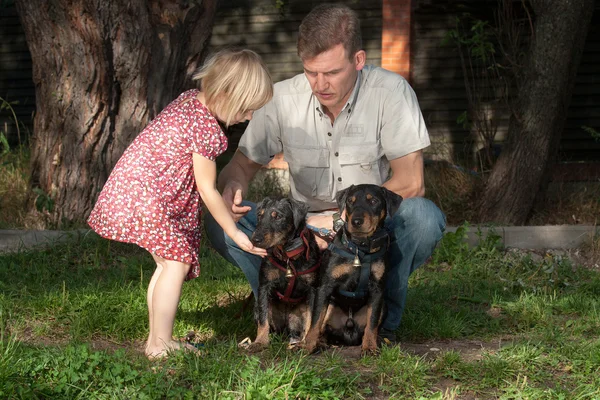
302 184 402 354
246 197 322 352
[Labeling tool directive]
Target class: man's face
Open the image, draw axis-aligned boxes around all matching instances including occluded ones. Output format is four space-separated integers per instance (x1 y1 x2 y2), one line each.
302 44 365 117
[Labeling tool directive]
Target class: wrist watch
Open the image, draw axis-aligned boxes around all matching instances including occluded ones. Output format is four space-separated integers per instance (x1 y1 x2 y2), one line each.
332 212 344 233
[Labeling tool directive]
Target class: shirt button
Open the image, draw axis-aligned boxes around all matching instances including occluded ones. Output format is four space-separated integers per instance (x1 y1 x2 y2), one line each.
338 177 342 182
327 132 332 137
335 152 339 157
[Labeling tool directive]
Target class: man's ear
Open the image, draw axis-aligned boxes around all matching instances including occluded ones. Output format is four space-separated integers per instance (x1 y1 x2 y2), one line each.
288 198 310 230
380 187 403 217
335 185 353 214
354 50 366 71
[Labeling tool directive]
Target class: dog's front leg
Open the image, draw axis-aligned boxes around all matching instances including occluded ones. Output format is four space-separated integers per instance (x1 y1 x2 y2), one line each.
302 284 333 353
247 283 271 353
300 289 315 342
362 288 384 355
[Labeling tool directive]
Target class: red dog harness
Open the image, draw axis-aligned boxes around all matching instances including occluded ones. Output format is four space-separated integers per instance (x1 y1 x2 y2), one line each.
268 228 321 303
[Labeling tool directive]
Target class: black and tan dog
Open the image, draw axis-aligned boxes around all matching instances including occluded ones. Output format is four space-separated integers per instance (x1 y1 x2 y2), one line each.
302 184 402 354
246 197 322 352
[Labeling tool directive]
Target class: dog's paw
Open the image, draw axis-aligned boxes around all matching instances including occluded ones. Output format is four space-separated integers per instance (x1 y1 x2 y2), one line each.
287 336 303 351
246 342 268 353
299 340 318 354
361 344 380 357
298 339 328 354
288 342 303 351
238 337 268 353
316 338 329 351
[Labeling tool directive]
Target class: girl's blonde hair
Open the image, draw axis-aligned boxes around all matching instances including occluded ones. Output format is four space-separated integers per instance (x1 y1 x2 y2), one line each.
193 48 273 127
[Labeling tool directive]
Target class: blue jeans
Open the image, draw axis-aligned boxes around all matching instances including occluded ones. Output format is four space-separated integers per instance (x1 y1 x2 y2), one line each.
204 197 446 331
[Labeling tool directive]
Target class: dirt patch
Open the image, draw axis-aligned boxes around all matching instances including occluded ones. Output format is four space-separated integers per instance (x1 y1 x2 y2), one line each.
309 338 501 363
86 337 145 355
433 378 482 400
506 247 600 271
399 338 505 362
11 322 145 356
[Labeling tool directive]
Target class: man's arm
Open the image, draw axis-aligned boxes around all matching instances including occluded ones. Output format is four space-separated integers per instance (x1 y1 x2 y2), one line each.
383 149 425 199
217 149 264 221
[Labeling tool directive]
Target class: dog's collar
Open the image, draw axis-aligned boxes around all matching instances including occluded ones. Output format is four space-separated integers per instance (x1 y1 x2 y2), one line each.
306 223 335 241
272 228 311 261
272 257 322 303
339 227 390 257
327 228 389 265
327 227 389 301
267 228 321 303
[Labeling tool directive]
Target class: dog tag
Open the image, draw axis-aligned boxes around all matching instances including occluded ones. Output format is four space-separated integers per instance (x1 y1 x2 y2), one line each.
353 248 362 268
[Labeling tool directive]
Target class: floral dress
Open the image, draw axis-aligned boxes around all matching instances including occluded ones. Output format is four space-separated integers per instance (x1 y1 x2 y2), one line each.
88 89 227 280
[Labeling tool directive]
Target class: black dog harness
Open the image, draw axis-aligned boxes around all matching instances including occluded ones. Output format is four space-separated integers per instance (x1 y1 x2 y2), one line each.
268 228 321 303
327 228 389 301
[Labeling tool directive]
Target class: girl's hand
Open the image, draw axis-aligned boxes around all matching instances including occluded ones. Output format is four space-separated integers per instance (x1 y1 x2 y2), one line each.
232 230 267 257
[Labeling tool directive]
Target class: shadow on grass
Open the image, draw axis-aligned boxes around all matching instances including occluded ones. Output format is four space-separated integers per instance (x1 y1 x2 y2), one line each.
3 230 600 352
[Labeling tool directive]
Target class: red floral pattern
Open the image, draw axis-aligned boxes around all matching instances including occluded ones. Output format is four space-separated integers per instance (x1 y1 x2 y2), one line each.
88 89 227 280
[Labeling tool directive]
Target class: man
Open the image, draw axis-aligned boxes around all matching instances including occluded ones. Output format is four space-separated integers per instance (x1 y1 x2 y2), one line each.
205 3 446 341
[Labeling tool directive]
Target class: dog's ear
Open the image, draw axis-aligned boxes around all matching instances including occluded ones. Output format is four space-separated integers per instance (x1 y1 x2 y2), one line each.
380 187 403 217
335 185 353 213
287 198 310 230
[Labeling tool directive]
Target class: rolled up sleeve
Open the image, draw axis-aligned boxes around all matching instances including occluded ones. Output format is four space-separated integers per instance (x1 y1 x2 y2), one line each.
238 100 283 166
380 80 430 161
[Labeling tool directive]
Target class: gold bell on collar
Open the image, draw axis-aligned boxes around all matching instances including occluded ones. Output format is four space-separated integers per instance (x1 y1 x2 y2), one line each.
353 248 362 268
286 266 294 278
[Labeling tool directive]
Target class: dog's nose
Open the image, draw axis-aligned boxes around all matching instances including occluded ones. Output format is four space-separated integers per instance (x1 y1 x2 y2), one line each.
251 233 263 245
351 217 364 227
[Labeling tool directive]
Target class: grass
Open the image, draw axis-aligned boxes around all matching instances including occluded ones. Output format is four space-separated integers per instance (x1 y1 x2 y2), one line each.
1 227 600 399
2 145 600 398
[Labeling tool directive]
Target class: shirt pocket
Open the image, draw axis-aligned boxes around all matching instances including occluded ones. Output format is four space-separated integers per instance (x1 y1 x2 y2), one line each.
338 145 386 186
283 145 331 200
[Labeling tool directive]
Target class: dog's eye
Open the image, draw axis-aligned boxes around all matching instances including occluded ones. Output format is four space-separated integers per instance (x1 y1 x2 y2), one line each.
369 197 378 206
271 211 281 220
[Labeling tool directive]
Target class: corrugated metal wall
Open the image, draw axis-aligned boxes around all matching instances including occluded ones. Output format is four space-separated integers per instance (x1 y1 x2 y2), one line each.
208 0 383 82
1 0 597 161
565 2 600 161
412 0 600 163
0 3 35 147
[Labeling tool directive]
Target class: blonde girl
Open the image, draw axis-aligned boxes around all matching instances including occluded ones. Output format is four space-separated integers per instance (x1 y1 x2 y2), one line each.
88 49 273 359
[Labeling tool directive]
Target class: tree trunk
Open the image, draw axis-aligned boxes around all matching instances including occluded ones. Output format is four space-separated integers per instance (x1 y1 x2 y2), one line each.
14 0 217 225
476 0 594 225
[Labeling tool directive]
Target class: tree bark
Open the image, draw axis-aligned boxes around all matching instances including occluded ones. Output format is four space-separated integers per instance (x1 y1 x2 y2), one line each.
476 0 594 225
14 0 217 225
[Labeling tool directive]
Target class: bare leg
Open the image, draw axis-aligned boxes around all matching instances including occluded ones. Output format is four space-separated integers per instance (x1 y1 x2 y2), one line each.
145 261 163 351
145 253 196 359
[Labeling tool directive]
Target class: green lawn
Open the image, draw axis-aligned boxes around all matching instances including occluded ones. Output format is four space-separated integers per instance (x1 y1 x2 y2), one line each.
1 226 599 399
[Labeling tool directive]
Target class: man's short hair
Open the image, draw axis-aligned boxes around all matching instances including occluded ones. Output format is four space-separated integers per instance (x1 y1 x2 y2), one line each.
297 3 363 61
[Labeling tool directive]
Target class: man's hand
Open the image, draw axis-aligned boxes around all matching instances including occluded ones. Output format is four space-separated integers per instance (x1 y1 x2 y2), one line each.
222 183 251 222
306 214 334 251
